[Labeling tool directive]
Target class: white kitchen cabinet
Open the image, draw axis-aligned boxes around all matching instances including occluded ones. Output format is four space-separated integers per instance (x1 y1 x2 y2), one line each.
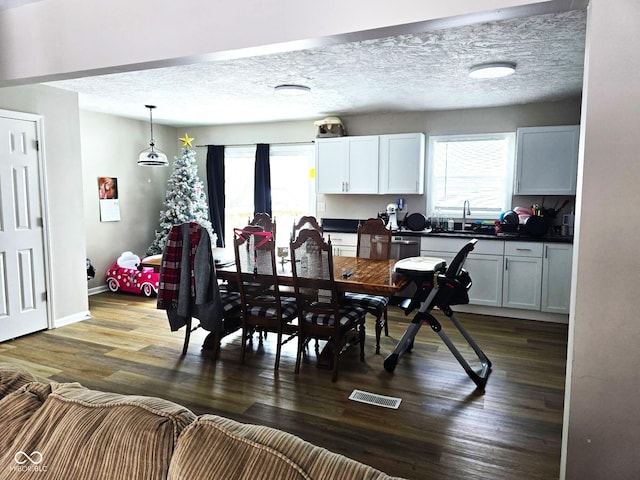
418 236 573 318
379 133 425 194
541 243 573 314
464 255 503 306
329 233 357 257
420 237 504 307
515 125 580 195
316 136 379 194
502 242 543 310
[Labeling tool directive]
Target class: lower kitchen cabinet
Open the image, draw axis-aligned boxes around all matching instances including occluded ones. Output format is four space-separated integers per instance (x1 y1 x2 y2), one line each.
502 255 543 310
502 242 543 310
465 255 503 306
420 237 572 318
420 237 504 307
329 233 357 257
541 243 573 314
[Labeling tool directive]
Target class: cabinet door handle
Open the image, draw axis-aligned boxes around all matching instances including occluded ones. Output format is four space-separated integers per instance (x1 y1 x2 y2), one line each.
345 181 349 192
516 248 532 251
505 258 508 271
545 246 548 258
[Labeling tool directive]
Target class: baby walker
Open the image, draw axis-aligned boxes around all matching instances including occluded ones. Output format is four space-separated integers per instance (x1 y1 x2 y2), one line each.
384 239 492 390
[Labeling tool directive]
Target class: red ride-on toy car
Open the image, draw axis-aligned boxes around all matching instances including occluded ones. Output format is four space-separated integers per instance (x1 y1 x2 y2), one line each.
105 251 159 297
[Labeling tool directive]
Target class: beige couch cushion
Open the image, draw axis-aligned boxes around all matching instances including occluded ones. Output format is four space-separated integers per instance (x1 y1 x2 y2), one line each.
168 414 402 480
0 382 196 480
0 382 51 460
0 363 39 399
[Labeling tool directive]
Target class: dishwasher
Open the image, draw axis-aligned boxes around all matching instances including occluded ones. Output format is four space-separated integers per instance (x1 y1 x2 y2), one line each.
390 235 420 302
391 235 420 260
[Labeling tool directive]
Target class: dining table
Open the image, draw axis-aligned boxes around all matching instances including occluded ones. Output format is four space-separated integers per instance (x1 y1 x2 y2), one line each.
142 249 408 296
141 249 409 358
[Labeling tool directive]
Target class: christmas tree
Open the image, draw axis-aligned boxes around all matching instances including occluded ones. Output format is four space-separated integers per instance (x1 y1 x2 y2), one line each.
146 133 214 255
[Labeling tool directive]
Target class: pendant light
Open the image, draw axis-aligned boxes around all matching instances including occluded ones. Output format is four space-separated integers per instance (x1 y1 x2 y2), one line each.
138 105 169 167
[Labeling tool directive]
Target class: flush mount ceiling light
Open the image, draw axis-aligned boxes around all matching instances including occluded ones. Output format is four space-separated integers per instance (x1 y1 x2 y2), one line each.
469 62 516 79
274 84 311 96
138 105 169 167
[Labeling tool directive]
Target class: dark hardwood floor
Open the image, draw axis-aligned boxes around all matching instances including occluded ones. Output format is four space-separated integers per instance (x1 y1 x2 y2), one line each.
0 292 568 480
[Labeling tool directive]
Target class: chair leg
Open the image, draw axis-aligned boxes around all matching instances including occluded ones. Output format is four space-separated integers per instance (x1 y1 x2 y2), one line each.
182 317 192 356
359 323 366 362
274 330 283 371
240 322 248 365
202 332 221 360
384 307 389 336
374 312 383 355
295 331 305 374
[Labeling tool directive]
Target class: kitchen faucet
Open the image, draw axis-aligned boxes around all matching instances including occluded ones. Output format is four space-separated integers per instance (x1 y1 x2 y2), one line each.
462 200 471 231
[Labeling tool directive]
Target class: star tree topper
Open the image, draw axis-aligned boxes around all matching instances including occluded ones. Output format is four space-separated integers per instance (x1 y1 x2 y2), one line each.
179 133 194 148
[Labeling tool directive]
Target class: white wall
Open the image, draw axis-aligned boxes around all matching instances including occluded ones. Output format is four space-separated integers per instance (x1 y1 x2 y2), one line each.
0 0 545 84
2 0 639 477
80 111 176 291
562 0 640 478
187 100 581 221
0 85 88 324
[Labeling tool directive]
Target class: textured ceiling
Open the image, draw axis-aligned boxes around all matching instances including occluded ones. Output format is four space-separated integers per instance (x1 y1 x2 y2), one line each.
46 9 586 127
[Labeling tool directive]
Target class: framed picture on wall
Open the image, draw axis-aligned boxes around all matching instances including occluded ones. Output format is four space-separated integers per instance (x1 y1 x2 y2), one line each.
98 176 120 222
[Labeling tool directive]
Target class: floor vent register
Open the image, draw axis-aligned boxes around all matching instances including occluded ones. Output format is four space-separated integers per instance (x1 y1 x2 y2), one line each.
349 390 402 409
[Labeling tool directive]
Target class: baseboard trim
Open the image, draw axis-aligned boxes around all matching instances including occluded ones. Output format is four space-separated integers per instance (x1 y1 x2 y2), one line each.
455 304 569 324
54 310 91 328
88 285 109 296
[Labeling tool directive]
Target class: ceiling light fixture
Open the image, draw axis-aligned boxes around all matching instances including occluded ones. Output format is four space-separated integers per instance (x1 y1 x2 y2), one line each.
138 105 169 167
469 62 516 79
274 84 311 96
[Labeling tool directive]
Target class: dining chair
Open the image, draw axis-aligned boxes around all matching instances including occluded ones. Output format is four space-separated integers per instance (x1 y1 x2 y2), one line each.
291 215 323 242
341 218 392 354
290 228 366 382
248 212 276 239
233 225 298 370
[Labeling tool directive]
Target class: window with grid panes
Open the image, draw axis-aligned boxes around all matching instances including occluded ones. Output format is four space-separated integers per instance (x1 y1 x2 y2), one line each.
427 133 515 219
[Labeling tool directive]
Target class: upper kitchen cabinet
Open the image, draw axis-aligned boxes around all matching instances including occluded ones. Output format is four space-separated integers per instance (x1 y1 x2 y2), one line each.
379 133 425 194
514 125 580 195
316 136 379 194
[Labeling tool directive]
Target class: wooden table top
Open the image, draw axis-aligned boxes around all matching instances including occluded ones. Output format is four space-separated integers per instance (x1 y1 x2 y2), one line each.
142 252 407 296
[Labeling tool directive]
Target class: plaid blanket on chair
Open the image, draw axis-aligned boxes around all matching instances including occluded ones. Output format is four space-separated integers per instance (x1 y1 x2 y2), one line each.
157 223 202 310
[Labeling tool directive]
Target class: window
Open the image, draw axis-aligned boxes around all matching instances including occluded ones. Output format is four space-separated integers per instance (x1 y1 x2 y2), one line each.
224 144 315 246
427 133 515 219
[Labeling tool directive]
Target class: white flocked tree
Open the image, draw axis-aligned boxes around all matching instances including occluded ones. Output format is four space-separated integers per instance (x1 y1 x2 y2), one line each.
147 134 213 255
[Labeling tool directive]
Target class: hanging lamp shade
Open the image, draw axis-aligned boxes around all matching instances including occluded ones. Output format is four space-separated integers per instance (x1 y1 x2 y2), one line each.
138 105 169 167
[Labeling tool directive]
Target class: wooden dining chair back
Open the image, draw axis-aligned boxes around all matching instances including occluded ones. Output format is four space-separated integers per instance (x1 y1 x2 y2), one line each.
289 229 366 381
233 225 297 370
248 212 276 240
343 217 393 353
356 218 392 260
291 215 323 242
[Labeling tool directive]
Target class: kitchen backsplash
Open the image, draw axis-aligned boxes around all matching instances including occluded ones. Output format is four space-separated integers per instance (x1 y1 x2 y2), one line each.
318 192 575 226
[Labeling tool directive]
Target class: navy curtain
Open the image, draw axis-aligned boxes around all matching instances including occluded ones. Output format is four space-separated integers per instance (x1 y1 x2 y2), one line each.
206 145 226 247
254 143 272 216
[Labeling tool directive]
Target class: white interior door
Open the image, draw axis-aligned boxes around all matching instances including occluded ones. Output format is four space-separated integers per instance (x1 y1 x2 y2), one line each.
0 115 48 342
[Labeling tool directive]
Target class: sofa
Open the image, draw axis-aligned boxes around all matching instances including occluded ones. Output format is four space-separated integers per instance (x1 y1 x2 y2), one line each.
0 364 404 480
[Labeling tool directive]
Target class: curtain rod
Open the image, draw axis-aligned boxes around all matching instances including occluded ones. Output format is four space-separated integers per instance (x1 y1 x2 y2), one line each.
195 141 315 148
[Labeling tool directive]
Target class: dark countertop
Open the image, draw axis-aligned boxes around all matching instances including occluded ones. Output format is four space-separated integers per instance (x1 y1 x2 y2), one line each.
320 218 573 243
418 231 573 243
